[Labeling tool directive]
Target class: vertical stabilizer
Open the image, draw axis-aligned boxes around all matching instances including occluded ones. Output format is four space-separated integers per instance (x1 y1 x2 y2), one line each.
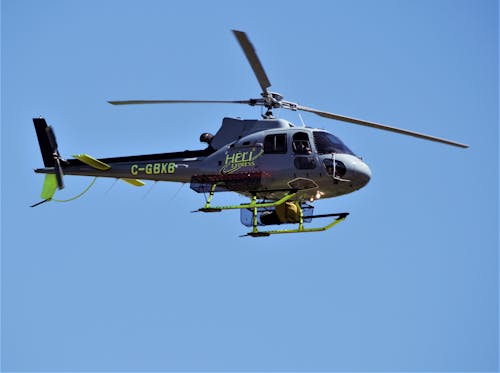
33 118 55 167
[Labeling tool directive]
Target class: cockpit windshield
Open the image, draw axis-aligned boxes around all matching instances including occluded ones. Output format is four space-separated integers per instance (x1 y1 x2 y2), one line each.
313 131 355 155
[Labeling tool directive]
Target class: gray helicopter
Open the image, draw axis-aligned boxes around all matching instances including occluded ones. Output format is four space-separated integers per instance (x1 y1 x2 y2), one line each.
32 30 468 236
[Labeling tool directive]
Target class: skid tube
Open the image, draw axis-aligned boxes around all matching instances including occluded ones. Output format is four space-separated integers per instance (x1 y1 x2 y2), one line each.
244 212 349 237
195 184 349 237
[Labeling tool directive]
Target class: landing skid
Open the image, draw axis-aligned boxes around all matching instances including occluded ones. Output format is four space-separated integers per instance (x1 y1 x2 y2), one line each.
243 212 349 237
195 184 349 237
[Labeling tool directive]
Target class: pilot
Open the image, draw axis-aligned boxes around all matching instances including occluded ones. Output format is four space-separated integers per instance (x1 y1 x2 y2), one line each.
293 140 312 154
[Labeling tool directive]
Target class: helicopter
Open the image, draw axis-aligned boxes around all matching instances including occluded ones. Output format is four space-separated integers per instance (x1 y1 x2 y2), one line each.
32 30 468 237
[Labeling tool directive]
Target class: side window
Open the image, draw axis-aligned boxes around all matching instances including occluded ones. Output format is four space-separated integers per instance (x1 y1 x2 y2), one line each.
264 134 287 154
292 132 312 154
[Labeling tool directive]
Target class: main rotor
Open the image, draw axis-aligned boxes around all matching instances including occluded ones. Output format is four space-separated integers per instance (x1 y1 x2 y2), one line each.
109 30 468 149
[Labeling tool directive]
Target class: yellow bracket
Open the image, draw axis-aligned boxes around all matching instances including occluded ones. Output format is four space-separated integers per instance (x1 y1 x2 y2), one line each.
121 178 145 187
73 154 111 171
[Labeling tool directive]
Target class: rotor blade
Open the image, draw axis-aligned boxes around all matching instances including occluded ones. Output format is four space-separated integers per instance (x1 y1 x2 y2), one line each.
45 125 59 153
54 158 64 190
108 99 254 106
297 105 469 148
232 30 271 95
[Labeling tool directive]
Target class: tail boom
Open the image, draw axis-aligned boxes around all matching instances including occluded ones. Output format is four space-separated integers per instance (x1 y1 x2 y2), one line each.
35 153 207 183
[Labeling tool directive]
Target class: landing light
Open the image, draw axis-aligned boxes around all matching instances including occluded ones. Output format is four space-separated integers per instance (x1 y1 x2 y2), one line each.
310 190 324 202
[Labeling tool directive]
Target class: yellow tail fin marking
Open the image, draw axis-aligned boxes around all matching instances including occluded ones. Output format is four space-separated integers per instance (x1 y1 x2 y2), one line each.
121 178 145 187
73 154 111 171
41 174 58 200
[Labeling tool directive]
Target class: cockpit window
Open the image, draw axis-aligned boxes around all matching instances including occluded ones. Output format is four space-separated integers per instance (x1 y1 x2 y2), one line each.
292 132 312 154
313 131 355 155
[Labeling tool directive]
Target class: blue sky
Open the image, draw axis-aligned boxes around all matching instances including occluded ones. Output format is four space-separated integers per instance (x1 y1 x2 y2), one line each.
1 0 498 371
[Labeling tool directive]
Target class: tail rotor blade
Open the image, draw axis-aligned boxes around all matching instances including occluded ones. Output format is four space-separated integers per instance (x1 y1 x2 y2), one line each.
54 158 64 190
45 125 65 188
45 126 59 153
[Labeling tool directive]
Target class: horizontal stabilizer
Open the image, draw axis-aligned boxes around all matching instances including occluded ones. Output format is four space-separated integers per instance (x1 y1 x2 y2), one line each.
121 178 145 187
73 154 111 170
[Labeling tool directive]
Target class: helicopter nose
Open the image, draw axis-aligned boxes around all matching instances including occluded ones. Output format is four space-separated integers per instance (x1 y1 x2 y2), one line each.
353 159 371 187
345 157 371 188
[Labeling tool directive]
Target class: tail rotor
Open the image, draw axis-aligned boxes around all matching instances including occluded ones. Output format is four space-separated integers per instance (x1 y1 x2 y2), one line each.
32 118 66 207
45 125 65 190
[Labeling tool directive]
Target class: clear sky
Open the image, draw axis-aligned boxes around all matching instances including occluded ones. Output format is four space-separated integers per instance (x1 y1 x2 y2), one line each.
1 0 498 371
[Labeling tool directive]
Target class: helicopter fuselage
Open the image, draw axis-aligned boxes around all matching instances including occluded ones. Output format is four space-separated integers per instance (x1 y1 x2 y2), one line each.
36 117 371 203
